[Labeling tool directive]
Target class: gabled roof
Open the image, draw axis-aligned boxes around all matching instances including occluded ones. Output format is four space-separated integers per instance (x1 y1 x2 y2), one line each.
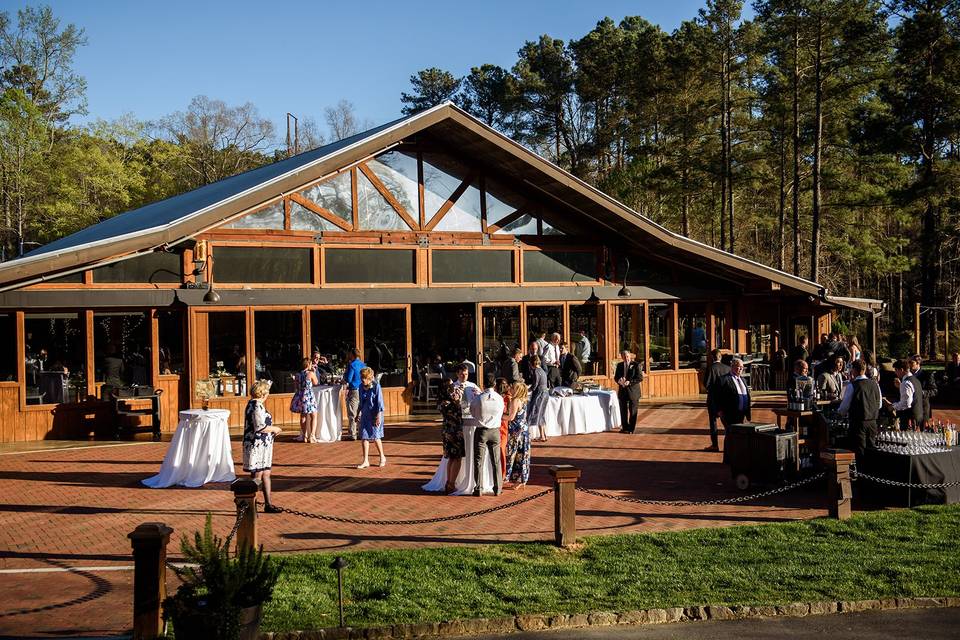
0 102 880 311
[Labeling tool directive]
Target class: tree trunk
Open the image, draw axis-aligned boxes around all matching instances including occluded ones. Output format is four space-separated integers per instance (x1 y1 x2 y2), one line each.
810 17 824 284
791 7 802 277
778 113 787 271
719 55 729 252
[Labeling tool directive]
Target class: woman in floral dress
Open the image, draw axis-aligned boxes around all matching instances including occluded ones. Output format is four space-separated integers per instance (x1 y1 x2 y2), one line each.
505 381 530 487
243 380 283 513
437 379 465 493
289 357 319 442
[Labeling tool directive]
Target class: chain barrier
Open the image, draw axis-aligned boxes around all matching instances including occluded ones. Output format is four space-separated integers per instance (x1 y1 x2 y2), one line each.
224 501 248 549
577 471 826 507
850 462 960 490
279 488 552 525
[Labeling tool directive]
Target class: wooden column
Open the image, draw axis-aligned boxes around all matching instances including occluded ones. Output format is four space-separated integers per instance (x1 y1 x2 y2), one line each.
914 303 921 356
820 449 855 520
128 522 173 640
231 478 259 552
548 465 581 547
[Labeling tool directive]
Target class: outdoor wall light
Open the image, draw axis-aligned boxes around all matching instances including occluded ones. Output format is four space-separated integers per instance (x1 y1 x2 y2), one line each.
202 286 221 304
586 287 600 304
618 257 632 298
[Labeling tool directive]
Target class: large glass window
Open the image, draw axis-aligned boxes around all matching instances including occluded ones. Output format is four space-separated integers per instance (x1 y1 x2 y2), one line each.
748 322 773 359
715 307 730 349
207 312 247 397
310 309 357 372
678 304 707 369
290 202 343 232
485 178 526 228
569 304 605 376
254 310 303 393
431 250 513 283
523 250 598 282
297 173 352 224
357 171 409 230
92 253 181 283
222 200 285 229
412 304 476 376
492 213 538 235
325 249 416 284
0 314 15 381
157 310 185 375
213 246 312 284
24 312 85 404
616 304 646 366
481 305 521 379
648 303 674 370
422 153 481 232
526 305 563 345
362 308 408 387
367 152 419 221
94 311 150 389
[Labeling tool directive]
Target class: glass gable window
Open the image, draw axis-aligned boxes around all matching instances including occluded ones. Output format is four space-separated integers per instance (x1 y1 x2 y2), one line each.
0 314 15 381
678 304 707 369
213 246 312 283
541 216 566 235
434 181 482 232
569 304 605 376
368 152 419 221
357 171 409 230
617 304 646 365
158 310 185 375
94 311 150 389
24 312 85 404
485 178 525 227
296 172 352 225
432 249 513 283
290 202 343 232
493 213 538 235
310 309 357 369
254 310 303 393
363 308 408 387
648 303 674 370
523 250 598 282
223 200 285 229
325 249 415 284
92 252 182 283
207 312 247 397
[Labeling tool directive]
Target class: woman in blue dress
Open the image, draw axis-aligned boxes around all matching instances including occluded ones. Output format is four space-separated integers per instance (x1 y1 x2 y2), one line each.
289 357 319 442
526 354 549 442
242 380 283 513
355 367 387 469
505 381 530 487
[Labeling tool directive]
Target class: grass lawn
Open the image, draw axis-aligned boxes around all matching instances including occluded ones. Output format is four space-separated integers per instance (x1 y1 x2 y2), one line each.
262 505 960 632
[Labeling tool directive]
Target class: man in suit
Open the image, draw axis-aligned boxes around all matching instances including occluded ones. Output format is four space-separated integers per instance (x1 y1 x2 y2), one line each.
614 349 644 433
703 348 730 452
505 348 523 383
469 372 504 496
787 358 811 394
560 343 582 387
816 356 845 402
910 355 936 421
838 359 880 460
787 335 809 369
945 351 960 402
520 341 542 386
716 358 751 427
883 359 924 429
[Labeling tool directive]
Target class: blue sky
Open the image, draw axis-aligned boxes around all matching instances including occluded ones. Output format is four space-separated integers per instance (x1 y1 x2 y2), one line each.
2 1 726 140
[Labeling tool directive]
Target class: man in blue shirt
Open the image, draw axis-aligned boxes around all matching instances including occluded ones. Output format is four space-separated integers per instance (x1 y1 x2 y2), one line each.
344 347 366 440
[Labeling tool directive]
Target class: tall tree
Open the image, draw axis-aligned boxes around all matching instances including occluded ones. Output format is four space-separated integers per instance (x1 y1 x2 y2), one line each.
324 99 360 141
400 68 461 115
0 88 49 256
457 64 514 130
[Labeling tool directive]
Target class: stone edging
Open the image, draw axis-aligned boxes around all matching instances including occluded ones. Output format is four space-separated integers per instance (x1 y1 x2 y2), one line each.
259 596 960 640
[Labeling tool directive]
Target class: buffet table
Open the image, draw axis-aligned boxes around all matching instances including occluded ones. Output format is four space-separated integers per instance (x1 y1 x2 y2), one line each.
311 384 344 442
860 447 960 506
142 409 235 488
533 390 621 439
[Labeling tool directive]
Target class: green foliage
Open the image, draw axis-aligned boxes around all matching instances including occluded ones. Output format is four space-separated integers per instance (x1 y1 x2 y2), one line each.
163 514 281 640
400 68 461 115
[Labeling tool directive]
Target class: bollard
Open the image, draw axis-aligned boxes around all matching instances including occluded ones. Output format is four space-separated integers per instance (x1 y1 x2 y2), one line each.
548 465 581 547
230 478 259 552
128 522 173 640
820 449 856 520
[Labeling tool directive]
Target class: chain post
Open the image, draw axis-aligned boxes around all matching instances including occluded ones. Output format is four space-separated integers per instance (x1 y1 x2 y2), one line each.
128 522 173 640
230 478 259 553
548 465 581 547
820 448 856 520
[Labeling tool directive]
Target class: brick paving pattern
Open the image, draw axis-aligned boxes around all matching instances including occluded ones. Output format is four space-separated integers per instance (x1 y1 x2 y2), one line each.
1 402 957 637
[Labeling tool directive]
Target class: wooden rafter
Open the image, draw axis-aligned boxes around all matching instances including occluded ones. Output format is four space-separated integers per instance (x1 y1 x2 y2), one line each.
288 193 353 231
484 205 531 234
358 163 418 230
424 172 476 231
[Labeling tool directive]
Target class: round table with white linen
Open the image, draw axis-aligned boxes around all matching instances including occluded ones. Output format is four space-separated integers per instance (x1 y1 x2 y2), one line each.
311 384 344 442
142 409 236 488
533 390 621 439
423 418 496 495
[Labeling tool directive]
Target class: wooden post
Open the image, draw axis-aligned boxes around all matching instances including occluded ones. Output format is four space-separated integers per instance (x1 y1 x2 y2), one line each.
128 522 173 640
820 449 855 520
914 303 921 356
548 465 581 547
231 478 259 552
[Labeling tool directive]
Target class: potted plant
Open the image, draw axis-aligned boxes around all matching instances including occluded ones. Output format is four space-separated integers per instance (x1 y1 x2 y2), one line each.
163 515 281 640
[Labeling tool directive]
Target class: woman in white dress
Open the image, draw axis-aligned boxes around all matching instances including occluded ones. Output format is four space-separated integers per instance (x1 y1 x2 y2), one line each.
242 380 283 513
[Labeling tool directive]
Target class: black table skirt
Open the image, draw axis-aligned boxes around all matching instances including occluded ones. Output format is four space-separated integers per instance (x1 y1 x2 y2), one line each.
861 447 960 506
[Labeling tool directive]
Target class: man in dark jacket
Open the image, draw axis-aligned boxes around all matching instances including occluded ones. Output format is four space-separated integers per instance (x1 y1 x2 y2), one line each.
560 343 582 387
910 355 936 421
838 359 880 460
703 348 730 451
883 359 925 429
614 350 644 433
716 358 751 427
787 335 809 369
519 341 542 386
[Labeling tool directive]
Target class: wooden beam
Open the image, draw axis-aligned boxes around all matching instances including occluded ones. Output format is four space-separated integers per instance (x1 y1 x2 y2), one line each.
417 153 425 229
350 168 359 231
424 172 476 232
288 193 353 231
358 163 419 231
484 207 527 235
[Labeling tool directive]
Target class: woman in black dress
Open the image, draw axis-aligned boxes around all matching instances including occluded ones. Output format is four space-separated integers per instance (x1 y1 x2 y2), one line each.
437 379 465 493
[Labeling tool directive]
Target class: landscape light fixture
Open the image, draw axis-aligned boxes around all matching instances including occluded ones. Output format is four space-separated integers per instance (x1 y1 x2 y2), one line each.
330 556 349 627
618 257 632 298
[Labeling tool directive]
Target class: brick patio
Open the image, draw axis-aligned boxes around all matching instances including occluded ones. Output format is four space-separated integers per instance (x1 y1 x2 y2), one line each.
1 401 957 638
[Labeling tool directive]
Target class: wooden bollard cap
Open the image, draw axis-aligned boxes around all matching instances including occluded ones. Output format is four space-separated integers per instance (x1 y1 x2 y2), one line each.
820 448 856 463
128 522 173 544
231 478 259 496
548 464 581 480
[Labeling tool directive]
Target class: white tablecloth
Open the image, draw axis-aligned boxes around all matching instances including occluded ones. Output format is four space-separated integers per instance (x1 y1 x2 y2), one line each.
311 384 344 442
142 409 236 488
534 390 620 439
423 419 495 495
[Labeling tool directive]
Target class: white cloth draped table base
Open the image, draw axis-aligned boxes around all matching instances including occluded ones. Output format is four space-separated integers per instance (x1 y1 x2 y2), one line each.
143 409 236 488
311 384 344 442
532 390 621 439
423 419 495 494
